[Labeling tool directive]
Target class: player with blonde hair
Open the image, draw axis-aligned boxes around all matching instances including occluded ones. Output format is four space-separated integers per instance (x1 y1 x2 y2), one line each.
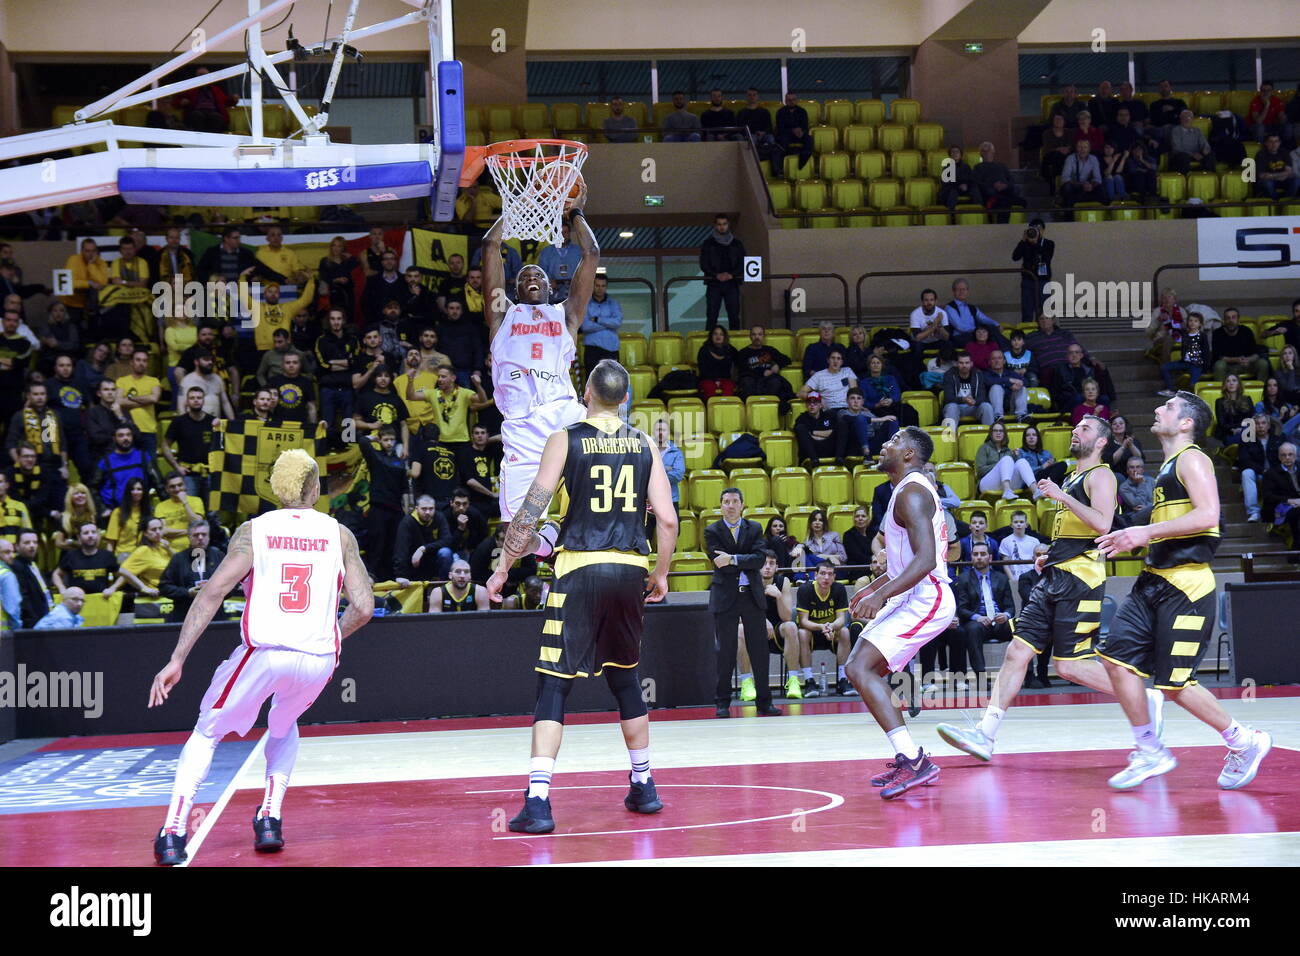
149 448 374 864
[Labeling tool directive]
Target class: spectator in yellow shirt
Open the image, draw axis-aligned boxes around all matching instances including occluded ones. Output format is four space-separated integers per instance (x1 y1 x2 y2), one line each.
117 348 163 455
101 235 153 342
104 477 150 559
405 364 490 446
397 348 439 430
244 279 315 351
156 473 205 544
254 225 310 286
0 472 33 545
118 517 173 597
59 238 109 325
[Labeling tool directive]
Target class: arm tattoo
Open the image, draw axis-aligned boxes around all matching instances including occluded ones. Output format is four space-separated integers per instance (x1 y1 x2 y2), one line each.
500 482 552 568
170 522 251 664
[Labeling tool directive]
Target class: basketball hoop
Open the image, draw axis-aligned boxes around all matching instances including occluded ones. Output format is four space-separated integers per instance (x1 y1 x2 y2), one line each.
463 138 588 247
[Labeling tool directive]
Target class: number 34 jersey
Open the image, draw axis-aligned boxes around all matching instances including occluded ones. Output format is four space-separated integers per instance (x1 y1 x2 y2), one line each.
243 508 345 659
556 418 653 555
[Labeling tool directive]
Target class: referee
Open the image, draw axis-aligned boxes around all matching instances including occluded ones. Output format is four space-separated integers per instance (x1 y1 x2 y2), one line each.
706 487 782 718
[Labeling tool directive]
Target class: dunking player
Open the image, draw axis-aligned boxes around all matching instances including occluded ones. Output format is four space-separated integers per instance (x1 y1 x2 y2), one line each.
1096 392 1272 790
936 415 1165 760
843 427 956 800
480 182 599 560
486 360 678 833
148 450 373 864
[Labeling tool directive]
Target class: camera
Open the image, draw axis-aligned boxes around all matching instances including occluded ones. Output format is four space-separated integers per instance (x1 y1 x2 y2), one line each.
1024 227 1038 241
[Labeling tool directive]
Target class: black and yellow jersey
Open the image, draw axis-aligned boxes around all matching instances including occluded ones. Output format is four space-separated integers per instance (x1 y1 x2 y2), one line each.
1047 464 1110 566
796 580 848 626
439 582 477 612
556 417 653 555
1148 444 1219 569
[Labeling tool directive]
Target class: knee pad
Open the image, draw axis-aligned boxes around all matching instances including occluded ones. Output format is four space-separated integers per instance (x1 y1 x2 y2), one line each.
533 672 574 725
604 666 648 721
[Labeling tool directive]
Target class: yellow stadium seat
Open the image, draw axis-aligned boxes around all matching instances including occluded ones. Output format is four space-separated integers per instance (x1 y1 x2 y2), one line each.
831 178 865 211
853 150 887 181
687 330 709 358
486 105 515 129
771 467 812 509
1217 171 1249 203
812 465 852 507
670 552 711 592
626 366 656 404
1242 197 1278 216
780 367 805 394
890 99 921 125
682 433 719 473
1157 173 1186 203
993 499 1034 530
1187 171 1218 202
743 507 780 534
1108 201 1145 221
667 397 706 436
891 149 923 179
956 500 990 527
796 179 829 211
783 505 818 543
650 332 685 367
827 503 860 536
627 400 664 434
768 180 795 212
675 510 699 552
957 425 987 462
902 390 937 426
652 102 677 126
1074 203 1107 223
917 206 949 226
854 466 890 503
689 469 728 512
823 99 855 129
856 99 887 126
462 107 484 132
936 462 974 501
843 210 877 228
954 208 987 226
745 396 782 433
879 207 913 228
1192 91 1224 115
784 155 815 180
1226 90 1255 118
707 396 745 435
877 124 908 152
811 126 839 154
963 147 982 168
798 100 822 125
868 179 901 209
842 124 875 153
77 591 124 627
1040 425 1073 460
784 397 808 428
488 127 521 143
904 176 937 207
911 122 944 152
818 152 850 181
584 102 611 130
922 425 957 463
924 149 949 178
766 329 795 357
759 431 796 469
619 333 649 368
729 467 771 508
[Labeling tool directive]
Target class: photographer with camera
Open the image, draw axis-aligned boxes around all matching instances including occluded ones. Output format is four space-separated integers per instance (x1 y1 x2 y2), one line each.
1012 218 1055 326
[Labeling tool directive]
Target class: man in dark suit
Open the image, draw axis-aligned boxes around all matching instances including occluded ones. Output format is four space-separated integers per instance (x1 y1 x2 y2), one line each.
1262 442 1300 546
158 519 226 623
706 487 782 718
953 541 1015 678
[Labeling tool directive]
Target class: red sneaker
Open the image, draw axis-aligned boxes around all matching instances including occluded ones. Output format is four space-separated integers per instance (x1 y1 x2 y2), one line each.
879 750 940 800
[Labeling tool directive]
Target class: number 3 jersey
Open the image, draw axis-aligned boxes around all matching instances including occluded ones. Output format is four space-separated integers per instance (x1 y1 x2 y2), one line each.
242 508 345 658
556 418 653 555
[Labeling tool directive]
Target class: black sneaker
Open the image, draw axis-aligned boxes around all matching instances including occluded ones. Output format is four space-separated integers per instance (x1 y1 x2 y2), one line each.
154 829 187 866
880 750 942 800
837 677 858 697
625 774 664 814
802 679 821 699
508 793 555 834
253 811 284 852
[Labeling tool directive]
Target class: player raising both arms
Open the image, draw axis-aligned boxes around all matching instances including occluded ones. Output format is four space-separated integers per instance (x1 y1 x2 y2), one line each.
486 360 677 834
937 414 1166 761
148 449 374 865
480 182 599 558
1095 392 1272 791
843 427 957 800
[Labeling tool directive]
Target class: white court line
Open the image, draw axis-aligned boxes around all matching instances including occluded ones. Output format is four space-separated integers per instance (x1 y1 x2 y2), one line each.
178 735 267 868
467 783 844 839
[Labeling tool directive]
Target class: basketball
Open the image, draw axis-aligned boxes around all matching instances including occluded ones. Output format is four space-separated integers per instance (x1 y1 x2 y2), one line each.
538 164 583 210
849 574 892 619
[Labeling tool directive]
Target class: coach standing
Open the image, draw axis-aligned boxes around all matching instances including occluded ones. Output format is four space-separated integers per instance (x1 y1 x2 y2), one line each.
706 487 782 718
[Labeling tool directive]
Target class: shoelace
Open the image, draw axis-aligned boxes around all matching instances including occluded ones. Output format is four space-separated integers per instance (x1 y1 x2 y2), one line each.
1223 749 1245 772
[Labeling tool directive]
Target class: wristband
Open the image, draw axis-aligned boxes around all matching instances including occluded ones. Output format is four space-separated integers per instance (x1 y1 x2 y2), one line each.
569 208 585 221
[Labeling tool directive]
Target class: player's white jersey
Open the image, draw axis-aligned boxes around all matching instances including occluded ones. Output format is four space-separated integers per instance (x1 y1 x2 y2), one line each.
882 471 948 581
490 301 578 420
241 508 344 659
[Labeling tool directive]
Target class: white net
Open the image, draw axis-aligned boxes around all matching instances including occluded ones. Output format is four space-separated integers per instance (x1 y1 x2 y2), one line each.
485 140 588 247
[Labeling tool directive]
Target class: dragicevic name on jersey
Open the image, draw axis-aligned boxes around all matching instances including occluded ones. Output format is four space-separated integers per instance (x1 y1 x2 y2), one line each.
490 302 578 420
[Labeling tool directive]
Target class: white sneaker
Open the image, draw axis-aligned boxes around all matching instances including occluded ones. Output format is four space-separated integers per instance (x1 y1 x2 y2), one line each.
936 722 995 762
1108 746 1178 790
1146 688 1165 742
1247 511 1261 523
1218 730 1273 790
955 680 969 691
1002 489 1017 501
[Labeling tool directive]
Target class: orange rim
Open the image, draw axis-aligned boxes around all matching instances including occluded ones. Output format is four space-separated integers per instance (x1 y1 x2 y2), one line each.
460 138 587 186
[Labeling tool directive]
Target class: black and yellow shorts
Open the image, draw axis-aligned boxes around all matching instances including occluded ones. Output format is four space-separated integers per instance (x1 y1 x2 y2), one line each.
1011 564 1105 660
1097 565 1216 690
535 551 647 679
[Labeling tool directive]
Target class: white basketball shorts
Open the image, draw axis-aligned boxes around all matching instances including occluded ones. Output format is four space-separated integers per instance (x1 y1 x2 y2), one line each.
498 398 586 521
196 644 336 739
853 574 956 673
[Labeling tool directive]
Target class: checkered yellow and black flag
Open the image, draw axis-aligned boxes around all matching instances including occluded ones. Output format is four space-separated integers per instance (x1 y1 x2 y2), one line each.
207 419 329 516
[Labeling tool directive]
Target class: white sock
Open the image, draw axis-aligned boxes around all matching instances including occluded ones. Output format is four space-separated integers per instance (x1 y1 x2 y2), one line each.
162 730 221 835
837 665 846 680
886 725 918 758
1132 721 1161 753
260 726 300 819
978 706 1006 741
802 667 813 680
738 672 752 682
628 746 651 784
1221 720 1249 750
528 756 555 798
